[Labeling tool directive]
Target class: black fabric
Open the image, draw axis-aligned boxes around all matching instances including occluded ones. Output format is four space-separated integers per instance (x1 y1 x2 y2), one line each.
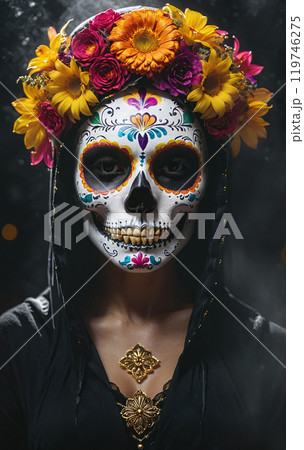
0 287 285 450
0 79 285 449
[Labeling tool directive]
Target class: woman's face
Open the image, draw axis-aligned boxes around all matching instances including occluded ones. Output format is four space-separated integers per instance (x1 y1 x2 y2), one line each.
74 86 207 271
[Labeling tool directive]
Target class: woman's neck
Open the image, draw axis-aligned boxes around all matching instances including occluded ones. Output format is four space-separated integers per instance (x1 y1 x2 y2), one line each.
85 257 193 323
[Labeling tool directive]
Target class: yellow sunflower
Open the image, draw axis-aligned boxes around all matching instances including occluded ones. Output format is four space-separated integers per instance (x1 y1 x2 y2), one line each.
12 83 47 150
109 9 180 77
231 88 273 157
27 33 64 76
46 57 98 122
187 49 241 119
163 5 224 49
27 20 73 75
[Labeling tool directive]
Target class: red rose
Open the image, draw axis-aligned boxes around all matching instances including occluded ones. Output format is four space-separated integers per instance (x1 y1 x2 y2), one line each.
72 28 106 65
204 110 238 139
89 54 129 94
89 9 122 34
38 102 65 136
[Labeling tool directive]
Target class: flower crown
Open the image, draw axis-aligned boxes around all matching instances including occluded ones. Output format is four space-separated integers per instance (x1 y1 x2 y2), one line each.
12 4 272 168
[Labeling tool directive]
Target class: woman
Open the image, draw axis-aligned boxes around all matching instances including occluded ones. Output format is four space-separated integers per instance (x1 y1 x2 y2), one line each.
0 5 285 449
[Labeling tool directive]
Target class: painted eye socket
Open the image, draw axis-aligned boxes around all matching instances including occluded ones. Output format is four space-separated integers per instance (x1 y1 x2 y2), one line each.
82 146 132 190
151 145 200 191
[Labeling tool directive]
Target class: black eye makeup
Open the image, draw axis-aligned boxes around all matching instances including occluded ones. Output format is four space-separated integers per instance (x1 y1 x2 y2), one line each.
150 144 201 191
82 145 132 191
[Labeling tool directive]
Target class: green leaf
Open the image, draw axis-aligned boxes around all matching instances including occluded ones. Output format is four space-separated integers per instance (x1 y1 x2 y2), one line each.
183 111 195 124
90 112 101 125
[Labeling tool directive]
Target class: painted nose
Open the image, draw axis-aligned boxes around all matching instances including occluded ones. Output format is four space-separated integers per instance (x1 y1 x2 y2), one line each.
125 172 157 214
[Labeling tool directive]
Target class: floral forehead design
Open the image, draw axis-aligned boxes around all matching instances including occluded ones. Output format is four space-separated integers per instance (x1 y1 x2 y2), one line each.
12 5 272 168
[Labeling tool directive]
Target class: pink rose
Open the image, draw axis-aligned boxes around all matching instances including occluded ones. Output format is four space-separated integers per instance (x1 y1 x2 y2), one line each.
38 102 65 136
204 110 238 139
89 54 129 94
71 28 106 65
89 9 122 34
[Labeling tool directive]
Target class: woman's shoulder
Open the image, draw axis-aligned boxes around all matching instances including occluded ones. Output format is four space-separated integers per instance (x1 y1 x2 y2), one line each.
0 289 53 364
0 290 51 331
212 286 285 363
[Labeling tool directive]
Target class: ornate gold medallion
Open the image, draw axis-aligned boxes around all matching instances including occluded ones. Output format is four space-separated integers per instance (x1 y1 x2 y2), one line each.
120 389 161 435
119 343 160 383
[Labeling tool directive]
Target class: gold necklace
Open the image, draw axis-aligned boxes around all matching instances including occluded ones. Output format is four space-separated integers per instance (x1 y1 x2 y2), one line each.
117 388 167 449
119 343 160 383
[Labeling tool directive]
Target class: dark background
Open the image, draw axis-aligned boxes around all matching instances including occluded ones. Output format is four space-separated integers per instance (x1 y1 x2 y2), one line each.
0 0 285 325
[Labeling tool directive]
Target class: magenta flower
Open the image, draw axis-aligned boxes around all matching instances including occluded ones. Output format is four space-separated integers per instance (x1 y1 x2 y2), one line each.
233 36 263 78
89 54 129 94
38 102 65 135
204 109 238 139
152 42 202 97
216 29 228 36
31 136 53 168
58 50 73 66
131 252 150 269
72 28 106 65
89 9 122 34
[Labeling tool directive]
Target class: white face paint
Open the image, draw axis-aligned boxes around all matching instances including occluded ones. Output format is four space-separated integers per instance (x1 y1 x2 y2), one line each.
74 86 207 271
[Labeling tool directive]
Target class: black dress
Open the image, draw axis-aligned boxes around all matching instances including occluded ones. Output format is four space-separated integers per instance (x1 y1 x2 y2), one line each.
0 286 285 450
0 144 285 449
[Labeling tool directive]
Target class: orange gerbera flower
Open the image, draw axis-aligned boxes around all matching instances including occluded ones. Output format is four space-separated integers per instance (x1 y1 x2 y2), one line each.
231 88 273 157
109 9 180 77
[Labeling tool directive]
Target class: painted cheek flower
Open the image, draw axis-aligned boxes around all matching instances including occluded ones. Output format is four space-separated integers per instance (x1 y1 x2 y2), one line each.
152 41 202 96
109 9 180 77
231 88 273 157
71 28 107 65
89 9 122 33
12 83 48 151
233 36 263 78
164 5 224 49
187 49 241 119
46 57 98 122
89 54 129 94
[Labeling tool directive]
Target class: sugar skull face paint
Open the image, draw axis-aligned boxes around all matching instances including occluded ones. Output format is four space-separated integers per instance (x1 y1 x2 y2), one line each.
74 87 207 271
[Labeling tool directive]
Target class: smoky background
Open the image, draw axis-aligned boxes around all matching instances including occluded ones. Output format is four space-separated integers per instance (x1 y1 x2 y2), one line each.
0 0 285 326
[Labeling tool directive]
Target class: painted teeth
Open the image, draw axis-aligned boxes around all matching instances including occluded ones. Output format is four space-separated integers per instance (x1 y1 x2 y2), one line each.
133 228 140 237
104 226 171 246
